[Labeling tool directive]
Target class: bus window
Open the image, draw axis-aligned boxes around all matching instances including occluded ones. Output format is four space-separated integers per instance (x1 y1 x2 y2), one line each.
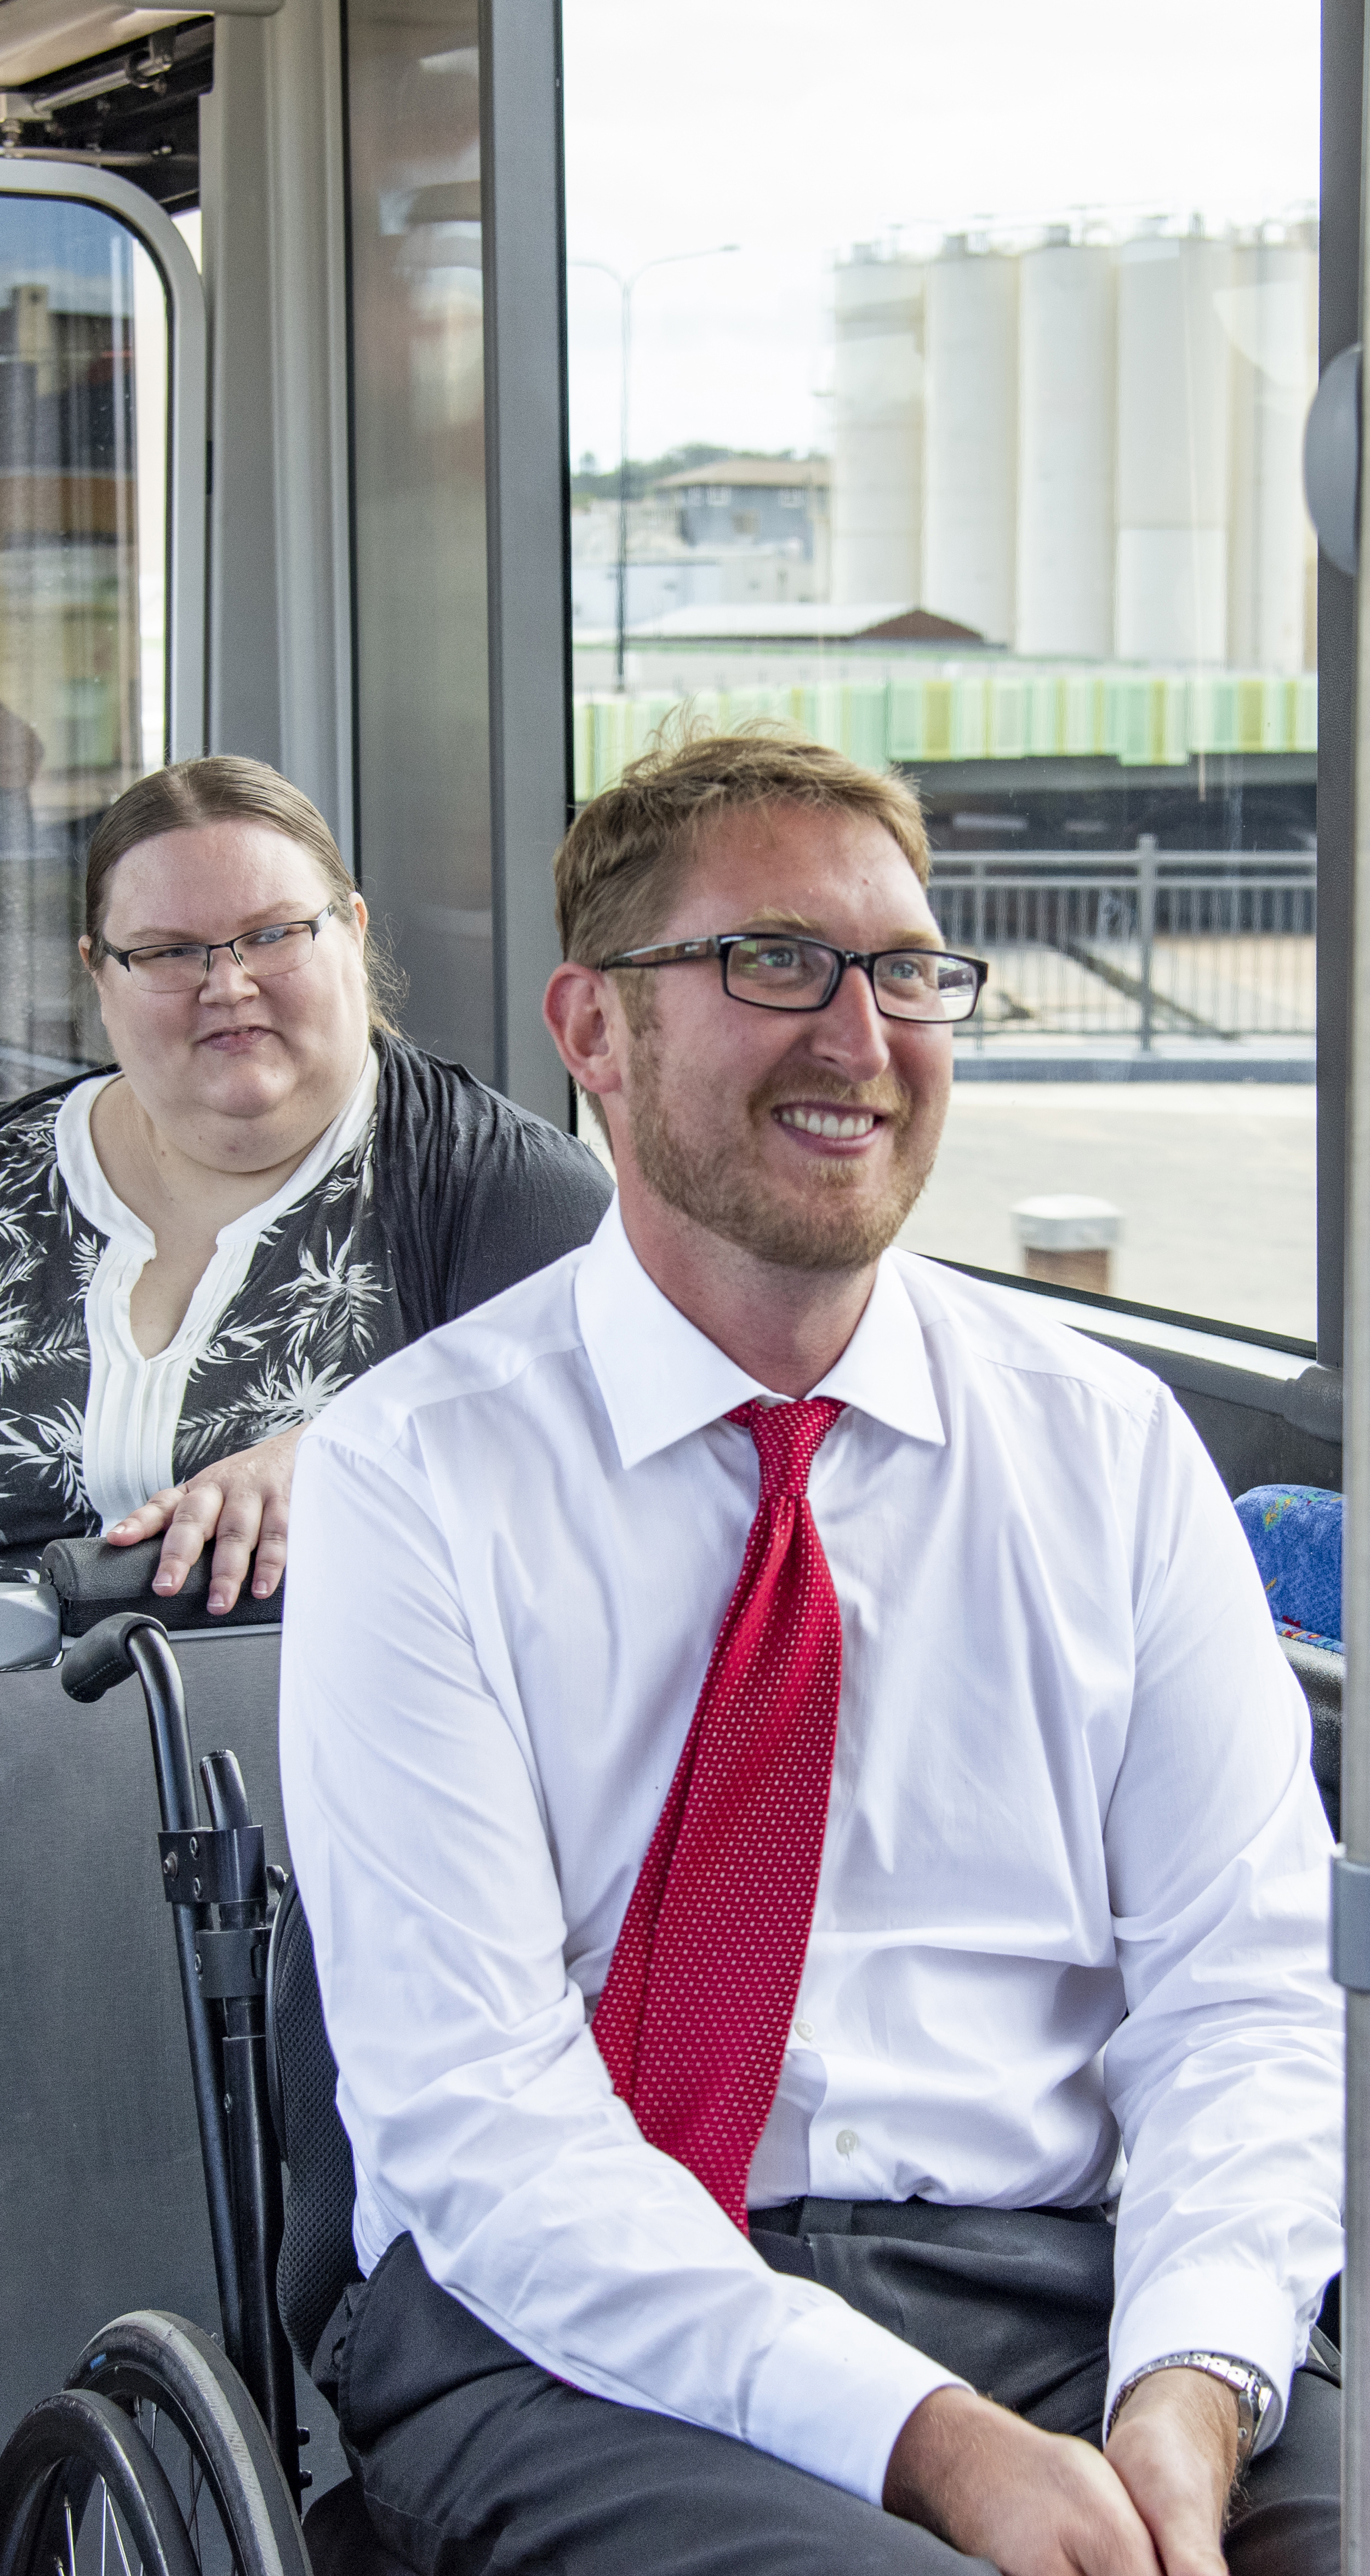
563 1 1320 1346
0 177 202 1104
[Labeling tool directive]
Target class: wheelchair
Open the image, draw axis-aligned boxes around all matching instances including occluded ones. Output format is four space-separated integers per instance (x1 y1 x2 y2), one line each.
0 1574 391 2576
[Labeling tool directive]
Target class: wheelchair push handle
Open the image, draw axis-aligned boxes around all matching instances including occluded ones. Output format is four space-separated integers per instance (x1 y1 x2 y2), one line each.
60 1615 202 1841
60 1612 164 1706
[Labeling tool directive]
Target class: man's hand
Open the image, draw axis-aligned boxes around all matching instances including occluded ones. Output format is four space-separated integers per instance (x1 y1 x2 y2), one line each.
1105 2368 1240 2576
884 2386 1164 2576
104 1425 304 1613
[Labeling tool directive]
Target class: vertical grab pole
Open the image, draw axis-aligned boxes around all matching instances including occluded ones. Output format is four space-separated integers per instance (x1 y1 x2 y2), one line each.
1344 57 1370 2568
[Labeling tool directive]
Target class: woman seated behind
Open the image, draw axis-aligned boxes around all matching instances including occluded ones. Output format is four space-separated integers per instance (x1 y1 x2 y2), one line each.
0 755 611 1607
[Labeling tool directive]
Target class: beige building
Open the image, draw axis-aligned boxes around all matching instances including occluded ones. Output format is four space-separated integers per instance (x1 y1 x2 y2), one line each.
829 220 1318 670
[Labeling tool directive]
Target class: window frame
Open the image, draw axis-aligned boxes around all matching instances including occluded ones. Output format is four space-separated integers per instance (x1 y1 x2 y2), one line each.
0 160 207 764
1314 0 1362 1376
517 1 1350 1423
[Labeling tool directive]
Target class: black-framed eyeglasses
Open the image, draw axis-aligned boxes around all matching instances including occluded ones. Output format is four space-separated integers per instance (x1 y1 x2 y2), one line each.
597 932 989 1023
101 903 340 995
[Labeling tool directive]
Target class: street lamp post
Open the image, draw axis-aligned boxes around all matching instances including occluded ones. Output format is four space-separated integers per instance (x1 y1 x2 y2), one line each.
573 245 739 690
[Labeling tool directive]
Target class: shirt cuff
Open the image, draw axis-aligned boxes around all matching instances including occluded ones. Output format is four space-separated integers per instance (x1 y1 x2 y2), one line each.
745 2291 968 2503
1107 2266 1300 2450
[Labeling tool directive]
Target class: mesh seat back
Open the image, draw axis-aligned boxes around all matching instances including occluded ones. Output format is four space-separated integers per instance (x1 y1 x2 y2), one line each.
266 1876 362 2375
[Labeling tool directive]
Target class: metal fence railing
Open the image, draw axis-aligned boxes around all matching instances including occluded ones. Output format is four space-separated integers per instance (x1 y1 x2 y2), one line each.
928 846 1316 1047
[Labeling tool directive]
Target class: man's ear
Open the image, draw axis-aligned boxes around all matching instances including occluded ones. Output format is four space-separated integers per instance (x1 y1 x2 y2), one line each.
544 961 626 1116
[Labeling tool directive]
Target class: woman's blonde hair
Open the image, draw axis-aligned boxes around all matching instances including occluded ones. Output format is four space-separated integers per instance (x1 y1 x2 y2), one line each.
85 755 406 1033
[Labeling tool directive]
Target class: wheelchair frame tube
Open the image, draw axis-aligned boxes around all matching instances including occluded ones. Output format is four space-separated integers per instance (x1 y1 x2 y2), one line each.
201 1753 301 2498
125 1629 244 2375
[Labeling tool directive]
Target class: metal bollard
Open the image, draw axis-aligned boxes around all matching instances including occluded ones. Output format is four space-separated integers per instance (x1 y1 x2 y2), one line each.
1012 1193 1122 1296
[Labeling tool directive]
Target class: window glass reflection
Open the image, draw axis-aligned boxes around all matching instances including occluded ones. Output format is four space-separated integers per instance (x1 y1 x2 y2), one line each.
563 0 1320 1340
0 194 168 1100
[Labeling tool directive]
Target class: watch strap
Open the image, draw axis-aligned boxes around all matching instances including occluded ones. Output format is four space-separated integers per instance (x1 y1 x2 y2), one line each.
1106 2350 1275 2464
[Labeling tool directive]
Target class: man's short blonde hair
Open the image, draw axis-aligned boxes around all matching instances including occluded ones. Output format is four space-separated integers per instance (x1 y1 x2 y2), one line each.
553 725 932 978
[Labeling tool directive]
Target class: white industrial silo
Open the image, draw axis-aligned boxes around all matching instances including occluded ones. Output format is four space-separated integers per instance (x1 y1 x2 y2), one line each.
1115 226 1233 663
830 251 923 607
1015 232 1115 658
1225 226 1318 672
923 239 1018 644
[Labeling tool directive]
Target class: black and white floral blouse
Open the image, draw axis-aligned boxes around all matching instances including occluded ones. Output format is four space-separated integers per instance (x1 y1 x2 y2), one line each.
0 1053 407 1553
0 1029 615 1561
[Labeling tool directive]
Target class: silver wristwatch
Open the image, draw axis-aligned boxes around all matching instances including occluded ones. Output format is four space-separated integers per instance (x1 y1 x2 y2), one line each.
1106 2351 1276 2465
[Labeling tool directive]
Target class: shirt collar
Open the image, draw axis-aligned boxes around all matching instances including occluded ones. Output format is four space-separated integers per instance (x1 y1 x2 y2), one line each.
575 1197 945 1471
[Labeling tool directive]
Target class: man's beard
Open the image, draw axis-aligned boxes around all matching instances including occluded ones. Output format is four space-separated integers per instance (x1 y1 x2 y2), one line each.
626 1039 940 1274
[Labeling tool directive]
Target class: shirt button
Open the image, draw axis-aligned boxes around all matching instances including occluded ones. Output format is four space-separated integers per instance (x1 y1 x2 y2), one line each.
794 2019 815 2040
835 2127 859 2157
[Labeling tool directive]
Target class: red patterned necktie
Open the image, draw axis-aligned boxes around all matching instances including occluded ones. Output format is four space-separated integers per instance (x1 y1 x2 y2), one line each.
593 1396 846 2234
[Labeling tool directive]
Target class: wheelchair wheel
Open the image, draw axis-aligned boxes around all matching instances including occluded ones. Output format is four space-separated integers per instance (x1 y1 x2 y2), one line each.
0 2386 199 2576
68 2312 312 2576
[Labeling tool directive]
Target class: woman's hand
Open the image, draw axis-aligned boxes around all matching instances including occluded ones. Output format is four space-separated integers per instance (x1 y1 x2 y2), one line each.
104 1424 304 1613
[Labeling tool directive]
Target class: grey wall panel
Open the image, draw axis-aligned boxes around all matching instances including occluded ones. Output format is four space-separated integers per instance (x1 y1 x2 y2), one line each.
0 1628 344 2494
1155 1387 1340 1500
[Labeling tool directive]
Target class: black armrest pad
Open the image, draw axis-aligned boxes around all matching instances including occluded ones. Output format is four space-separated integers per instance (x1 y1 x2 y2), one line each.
40 1536 283 1636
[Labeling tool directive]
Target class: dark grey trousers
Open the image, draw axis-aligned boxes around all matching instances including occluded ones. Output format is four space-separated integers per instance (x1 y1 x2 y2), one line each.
316 2200 1340 2576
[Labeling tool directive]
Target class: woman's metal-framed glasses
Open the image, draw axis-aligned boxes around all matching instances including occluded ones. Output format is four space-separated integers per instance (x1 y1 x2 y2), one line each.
598 932 990 1023
102 902 340 994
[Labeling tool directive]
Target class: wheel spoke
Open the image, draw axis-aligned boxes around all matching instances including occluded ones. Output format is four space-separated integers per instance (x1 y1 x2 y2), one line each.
186 2452 203 2566
64 2491 78 2576
106 2490 135 2576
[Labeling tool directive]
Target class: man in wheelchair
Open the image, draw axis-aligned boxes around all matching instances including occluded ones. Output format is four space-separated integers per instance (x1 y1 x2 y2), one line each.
281 730 1342 2576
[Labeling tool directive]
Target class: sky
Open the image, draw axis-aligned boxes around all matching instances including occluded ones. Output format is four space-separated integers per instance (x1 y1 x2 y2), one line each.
562 0 1322 469
0 197 136 313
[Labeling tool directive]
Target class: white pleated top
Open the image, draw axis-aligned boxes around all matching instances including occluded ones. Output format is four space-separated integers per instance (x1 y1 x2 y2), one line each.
54 1050 380 1528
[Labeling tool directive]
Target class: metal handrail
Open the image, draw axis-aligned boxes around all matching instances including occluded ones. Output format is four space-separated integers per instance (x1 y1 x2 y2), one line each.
928 848 1316 1047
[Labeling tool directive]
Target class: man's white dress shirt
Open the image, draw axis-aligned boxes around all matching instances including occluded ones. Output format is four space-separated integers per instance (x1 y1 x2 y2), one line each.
280 1200 1342 2509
